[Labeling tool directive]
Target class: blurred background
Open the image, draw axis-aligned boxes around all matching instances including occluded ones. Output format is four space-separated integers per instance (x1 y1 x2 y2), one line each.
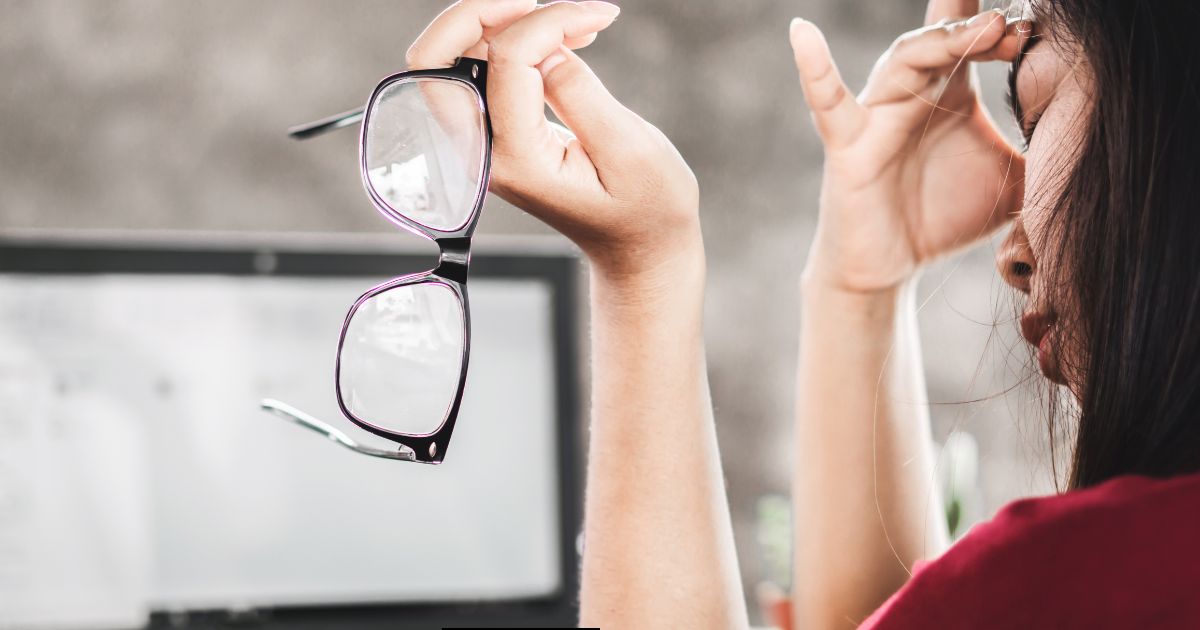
0 0 1062 627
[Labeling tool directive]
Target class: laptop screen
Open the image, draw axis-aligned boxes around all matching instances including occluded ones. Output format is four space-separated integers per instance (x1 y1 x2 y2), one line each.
0 240 580 629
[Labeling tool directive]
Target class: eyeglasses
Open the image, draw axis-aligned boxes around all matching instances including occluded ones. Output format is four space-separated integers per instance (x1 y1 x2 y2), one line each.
261 57 491 464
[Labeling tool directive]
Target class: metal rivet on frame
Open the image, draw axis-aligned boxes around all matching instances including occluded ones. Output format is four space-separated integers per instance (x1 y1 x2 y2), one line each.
429 442 438 458
471 64 479 78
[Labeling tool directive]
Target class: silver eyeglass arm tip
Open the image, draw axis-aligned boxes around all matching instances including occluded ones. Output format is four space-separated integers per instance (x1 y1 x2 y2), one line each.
286 107 366 140
259 398 416 461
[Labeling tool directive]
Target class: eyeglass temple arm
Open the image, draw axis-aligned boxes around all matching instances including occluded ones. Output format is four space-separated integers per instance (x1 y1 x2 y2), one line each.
287 107 365 140
260 398 416 461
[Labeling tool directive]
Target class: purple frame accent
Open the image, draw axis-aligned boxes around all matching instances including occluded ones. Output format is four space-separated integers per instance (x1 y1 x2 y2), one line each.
331 57 491 464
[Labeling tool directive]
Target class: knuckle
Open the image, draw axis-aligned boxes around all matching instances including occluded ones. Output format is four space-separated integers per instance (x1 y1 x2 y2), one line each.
485 37 513 66
804 59 836 85
810 79 846 111
892 31 919 52
883 39 912 65
546 61 586 90
941 21 966 38
484 34 523 67
405 42 425 68
893 21 946 52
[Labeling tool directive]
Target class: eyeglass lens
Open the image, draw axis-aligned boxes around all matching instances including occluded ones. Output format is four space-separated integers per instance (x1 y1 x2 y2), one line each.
363 77 485 231
339 282 466 435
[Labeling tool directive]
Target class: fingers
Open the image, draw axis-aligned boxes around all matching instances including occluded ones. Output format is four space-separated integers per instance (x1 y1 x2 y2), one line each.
487 1 622 160
895 10 1007 71
978 18 1036 62
538 46 648 170
407 0 536 70
789 18 866 147
467 23 601 60
860 10 1007 106
924 0 978 26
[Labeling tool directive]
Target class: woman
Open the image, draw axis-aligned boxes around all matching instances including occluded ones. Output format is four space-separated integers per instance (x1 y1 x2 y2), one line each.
406 0 1200 627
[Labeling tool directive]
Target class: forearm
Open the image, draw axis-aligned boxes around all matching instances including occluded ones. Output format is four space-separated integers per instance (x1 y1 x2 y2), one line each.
791 278 948 629
578 243 748 629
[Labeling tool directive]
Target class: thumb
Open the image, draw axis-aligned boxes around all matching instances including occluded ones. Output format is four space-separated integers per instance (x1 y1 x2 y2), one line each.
538 46 643 169
789 17 865 148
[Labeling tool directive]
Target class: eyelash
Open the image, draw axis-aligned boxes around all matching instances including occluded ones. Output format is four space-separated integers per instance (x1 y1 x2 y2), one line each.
1021 110 1044 152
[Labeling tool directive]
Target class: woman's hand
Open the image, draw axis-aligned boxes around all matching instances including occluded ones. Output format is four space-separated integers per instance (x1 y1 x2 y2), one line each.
407 5 744 628
788 3 1033 626
790 0 1029 294
407 0 701 285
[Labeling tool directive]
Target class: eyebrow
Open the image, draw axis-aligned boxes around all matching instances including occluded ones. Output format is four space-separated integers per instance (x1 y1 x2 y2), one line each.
1007 29 1043 143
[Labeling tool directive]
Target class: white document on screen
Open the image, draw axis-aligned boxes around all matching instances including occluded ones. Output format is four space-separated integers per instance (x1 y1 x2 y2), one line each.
0 340 151 630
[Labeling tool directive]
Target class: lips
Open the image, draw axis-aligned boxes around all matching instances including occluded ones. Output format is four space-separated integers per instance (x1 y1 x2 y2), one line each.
1020 311 1052 347
1020 310 1065 384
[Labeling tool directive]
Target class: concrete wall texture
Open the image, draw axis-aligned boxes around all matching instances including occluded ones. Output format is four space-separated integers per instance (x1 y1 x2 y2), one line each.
1 0 1059 618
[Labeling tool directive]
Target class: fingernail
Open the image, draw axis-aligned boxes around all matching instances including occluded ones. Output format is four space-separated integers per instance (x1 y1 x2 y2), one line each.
579 1 620 18
790 17 805 34
539 50 568 77
1007 18 1035 36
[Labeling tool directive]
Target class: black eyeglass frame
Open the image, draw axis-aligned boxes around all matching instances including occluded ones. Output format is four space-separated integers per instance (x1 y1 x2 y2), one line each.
263 57 491 465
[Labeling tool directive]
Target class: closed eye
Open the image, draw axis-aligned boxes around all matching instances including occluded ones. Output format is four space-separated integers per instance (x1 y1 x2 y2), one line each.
1021 109 1044 150
1007 30 1042 150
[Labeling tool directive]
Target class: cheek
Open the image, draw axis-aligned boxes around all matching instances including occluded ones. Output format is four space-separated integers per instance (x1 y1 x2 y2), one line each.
1018 147 1055 262
1019 88 1089 263
1017 105 1084 260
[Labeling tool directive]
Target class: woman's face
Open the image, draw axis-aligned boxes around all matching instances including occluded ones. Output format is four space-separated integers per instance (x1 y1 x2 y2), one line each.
996 23 1091 390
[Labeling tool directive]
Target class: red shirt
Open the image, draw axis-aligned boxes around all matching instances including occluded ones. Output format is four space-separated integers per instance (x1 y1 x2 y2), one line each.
863 472 1200 628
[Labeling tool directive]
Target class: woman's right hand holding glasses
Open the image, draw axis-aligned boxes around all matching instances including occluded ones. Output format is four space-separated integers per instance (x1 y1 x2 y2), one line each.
409 3 742 627
407 0 702 291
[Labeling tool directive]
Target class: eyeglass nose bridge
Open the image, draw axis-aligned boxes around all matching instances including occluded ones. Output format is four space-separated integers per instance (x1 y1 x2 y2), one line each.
434 236 471 284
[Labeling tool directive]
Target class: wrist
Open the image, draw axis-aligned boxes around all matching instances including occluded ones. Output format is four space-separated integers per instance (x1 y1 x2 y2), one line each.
800 265 919 303
799 231 922 298
588 225 706 303
800 271 917 323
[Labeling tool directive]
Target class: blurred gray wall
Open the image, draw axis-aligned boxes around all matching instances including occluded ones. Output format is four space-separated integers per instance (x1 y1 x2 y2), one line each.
0 0 1058 620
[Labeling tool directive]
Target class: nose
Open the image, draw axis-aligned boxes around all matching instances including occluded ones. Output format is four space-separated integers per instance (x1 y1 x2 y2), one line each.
997 217 1035 294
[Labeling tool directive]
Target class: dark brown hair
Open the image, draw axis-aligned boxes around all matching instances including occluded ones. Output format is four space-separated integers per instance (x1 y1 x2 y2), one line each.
1027 0 1200 488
